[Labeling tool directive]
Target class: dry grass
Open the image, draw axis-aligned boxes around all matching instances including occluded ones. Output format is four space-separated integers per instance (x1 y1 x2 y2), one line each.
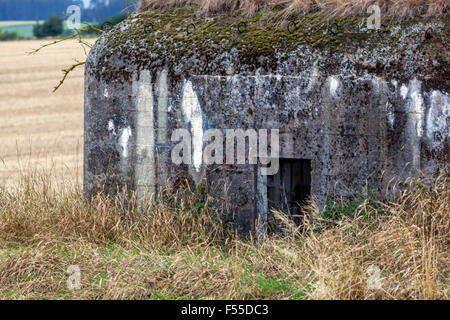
139 0 449 17
0 40 93 187
0 170 448 299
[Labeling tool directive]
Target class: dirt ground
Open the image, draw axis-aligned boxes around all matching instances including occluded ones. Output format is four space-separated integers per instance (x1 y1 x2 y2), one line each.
0 39 94 187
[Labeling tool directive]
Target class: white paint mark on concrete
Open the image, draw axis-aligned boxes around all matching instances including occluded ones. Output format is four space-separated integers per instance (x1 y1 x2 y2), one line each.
182 80 203 172
226 65 234 75
107 120 116 134
405 79 424 171
157 69 169 144
329 76 340 97
409 80 424 137
391 80 398 88
372 77 381 93
307 66 319 91
191 110 203 172
156 69 170 189
119 127 132 158
386 102 395 128
133 70 156 204
181 80 194 122
400 84 408 99
426 90 450 149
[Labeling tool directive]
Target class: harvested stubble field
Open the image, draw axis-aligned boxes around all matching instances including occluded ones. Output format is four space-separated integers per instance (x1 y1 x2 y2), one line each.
0 39 91 187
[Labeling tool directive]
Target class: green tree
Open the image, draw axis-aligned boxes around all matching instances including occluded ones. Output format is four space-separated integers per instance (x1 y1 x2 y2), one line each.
33 15 64 38
0 28 19 41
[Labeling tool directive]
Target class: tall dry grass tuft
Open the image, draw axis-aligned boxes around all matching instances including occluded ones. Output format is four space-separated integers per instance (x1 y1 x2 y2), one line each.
271 173 449 299
0 171 226 249
138 0 449 17
0 170 448 299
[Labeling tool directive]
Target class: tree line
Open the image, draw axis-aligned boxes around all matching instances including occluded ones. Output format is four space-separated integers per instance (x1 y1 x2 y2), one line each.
0 0 133 22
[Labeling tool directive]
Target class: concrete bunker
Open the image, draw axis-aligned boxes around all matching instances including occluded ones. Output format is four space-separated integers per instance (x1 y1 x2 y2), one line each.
84 9 449 234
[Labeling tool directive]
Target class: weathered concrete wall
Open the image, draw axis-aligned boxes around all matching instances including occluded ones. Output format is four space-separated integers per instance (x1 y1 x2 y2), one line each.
84 9 449 233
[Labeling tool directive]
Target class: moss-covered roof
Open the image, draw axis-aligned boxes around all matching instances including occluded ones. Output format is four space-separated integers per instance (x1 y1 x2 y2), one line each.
89 6 449 92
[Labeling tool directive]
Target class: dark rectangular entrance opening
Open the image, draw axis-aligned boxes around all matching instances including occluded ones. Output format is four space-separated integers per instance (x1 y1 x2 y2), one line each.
267 159 311 225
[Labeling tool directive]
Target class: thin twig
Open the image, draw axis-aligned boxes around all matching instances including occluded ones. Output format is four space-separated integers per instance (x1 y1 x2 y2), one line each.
53 61 86 92
27 22 103 91
27 22 103 55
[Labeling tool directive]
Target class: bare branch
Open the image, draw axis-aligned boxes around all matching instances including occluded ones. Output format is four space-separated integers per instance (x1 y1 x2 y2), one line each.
27 22 103 55
53 61 86 92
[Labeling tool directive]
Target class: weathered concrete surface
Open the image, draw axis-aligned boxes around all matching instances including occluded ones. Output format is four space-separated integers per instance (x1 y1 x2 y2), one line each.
84 9 449 233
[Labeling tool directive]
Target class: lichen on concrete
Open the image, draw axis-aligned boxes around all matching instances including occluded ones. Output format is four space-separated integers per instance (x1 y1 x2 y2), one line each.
84 7 449 234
